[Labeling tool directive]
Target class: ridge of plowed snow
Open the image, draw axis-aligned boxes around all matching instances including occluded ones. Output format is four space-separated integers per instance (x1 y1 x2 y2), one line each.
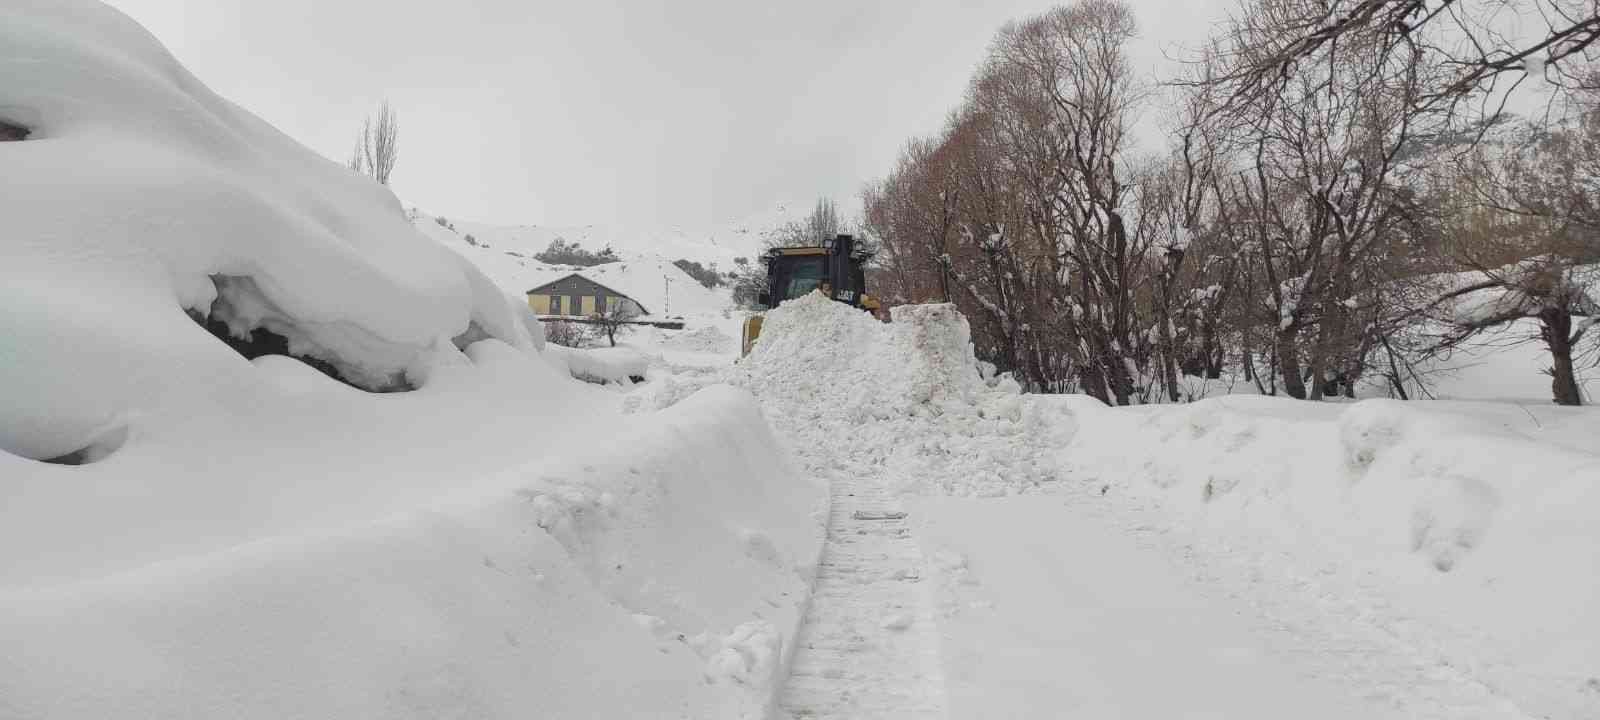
734 294 1067 496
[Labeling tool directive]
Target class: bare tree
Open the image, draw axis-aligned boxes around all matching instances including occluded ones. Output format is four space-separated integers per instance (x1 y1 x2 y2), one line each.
804 198 843 243
1425 104 1600 404
346 135 365 175
591 300 641 347
543 320 592 349
860 0 1153 402
350 100 399 185
1184 0 1441 399
766 197 851 248
1192 0 1600 133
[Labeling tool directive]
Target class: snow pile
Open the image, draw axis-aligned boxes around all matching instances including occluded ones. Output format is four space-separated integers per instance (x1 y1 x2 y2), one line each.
634 293 1067 497
1 5 823 718
1 385 823 720
1061 396 1600 719
545 344 649 385
1 1 530 460
662 324 736 354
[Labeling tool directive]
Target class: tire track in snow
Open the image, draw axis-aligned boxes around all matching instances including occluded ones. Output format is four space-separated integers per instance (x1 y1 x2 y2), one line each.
777 470 948 719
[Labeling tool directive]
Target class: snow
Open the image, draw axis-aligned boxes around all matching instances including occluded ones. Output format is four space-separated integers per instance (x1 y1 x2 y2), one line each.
662 324 737 354
9 4 1600 718
1 384 824 720
414 211 734 320
0 1 533 460
545 344 650 385
1410 319 1599 402
914 496 1418 719
1061 396 1600 718
725 294 1058 498
1 6 823 718
636 292 1600 719
416 204 802 272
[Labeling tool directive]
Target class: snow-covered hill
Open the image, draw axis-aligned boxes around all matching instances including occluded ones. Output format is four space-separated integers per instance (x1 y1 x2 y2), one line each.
415 202 809 270
412 210 733 319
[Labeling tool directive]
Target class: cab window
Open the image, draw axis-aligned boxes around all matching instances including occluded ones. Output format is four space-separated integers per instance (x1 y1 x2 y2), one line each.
782 258 825 300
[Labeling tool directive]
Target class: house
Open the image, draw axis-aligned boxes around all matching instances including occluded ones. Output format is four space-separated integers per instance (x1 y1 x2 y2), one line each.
527 273 647 319
0 119 28 141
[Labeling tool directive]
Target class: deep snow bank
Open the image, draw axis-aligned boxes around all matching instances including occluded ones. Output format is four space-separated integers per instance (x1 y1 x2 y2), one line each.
0 384 822 719
0 1 529 460
1 5 825 718
1063 396 1600 719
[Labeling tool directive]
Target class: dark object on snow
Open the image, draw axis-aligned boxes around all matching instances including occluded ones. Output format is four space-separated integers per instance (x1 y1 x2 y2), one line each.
851 510 907 521
0 118 30 141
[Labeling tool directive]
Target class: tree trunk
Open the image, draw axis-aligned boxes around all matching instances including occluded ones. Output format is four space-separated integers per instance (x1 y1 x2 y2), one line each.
1277 329 1308 399
1542 309 1583 406
1080 360 1111 406
1102 348 1134 406
1156 309 1180 403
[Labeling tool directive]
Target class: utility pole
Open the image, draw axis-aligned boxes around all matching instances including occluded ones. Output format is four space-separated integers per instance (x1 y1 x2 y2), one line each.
664 276 671 316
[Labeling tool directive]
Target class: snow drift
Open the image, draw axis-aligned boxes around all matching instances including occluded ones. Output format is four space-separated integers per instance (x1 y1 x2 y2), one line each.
544 344 650 385
0 1 529 461
0 385 823 719
1062 396 1600 719
1 4 824 718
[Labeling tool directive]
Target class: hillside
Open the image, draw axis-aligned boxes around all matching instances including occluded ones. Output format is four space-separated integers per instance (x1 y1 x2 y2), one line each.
412 211 733 320
412 202 815 270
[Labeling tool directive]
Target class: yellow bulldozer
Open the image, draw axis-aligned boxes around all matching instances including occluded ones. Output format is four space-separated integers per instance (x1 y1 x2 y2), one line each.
741 234 881 356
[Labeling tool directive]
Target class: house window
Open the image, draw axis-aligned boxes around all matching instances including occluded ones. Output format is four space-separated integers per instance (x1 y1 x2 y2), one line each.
549 295 563 315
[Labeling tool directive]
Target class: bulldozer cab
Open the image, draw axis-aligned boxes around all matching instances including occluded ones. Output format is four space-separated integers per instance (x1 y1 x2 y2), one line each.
759 235 873 309
742 234 878 356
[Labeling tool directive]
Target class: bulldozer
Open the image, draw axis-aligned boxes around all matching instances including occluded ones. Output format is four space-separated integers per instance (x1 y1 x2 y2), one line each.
740 234 880 356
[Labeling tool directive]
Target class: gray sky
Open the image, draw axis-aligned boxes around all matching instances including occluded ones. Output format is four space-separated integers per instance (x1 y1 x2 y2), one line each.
104 0 1226 229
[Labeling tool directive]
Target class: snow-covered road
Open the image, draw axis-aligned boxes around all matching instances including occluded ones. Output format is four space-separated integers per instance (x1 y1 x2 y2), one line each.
778 469 947 719
778 485 1546 719
672 296 1566 718
912 496 1421 719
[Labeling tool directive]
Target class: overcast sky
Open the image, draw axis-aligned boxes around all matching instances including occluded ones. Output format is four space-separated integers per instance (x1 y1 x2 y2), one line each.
103 0 1227 229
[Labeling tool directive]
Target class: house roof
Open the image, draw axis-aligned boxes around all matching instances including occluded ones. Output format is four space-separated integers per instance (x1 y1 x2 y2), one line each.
526 272 650 314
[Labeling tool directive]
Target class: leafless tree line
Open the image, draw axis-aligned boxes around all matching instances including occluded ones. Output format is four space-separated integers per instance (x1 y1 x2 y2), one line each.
348 100 399 185
863 0 1599 405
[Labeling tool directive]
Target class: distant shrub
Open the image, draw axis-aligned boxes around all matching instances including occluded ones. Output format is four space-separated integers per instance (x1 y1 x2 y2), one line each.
543 320 594 348
535 237 618 266
673 258 724 289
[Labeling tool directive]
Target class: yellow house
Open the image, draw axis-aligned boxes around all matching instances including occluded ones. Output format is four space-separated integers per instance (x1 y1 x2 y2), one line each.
527 273 646 318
